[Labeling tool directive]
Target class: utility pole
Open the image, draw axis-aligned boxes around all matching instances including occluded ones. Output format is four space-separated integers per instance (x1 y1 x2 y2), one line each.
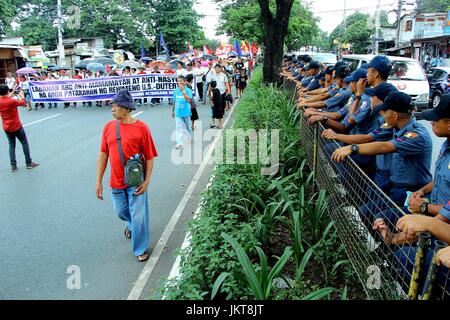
343 0 347 34
57 0 66 66
395 0 403 47
156 31 159 58
374 0 381 54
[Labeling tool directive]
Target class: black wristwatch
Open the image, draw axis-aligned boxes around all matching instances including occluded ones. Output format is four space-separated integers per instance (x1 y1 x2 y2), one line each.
351 144 359 154
420 201 430 215
354 95 362 100
321 115 328 122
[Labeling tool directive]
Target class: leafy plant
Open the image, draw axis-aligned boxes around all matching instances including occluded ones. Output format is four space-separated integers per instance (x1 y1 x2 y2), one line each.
222 233 293 300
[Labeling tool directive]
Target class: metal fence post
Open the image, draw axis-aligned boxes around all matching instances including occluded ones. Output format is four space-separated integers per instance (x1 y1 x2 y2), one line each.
420 240 448 300
312 122 319 195
408 232 431 300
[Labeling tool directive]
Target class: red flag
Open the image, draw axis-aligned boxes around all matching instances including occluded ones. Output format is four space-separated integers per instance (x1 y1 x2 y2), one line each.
251 43 258 56
208 46 213 55
203 44 208 54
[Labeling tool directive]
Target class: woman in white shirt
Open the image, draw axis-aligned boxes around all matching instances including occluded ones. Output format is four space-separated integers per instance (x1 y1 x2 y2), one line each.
176 62 188 77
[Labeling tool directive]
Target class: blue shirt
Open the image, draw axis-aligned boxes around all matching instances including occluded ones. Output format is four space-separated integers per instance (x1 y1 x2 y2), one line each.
301 76 313 87
348 95 373 135
325 88 352 112
328 83 339 96
173 87 192 118
369 122 394 172
294 74 304 81
439 200 450 220
430 140 450 206
389 118 432 187
336 95 354 120
306 79 321 91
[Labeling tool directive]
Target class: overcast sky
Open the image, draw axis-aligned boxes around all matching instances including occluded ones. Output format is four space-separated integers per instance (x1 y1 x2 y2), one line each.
193 0 417 41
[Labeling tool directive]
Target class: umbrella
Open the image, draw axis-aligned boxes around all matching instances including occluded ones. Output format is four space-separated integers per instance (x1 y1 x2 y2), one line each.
76 58 94 69
121 60 141 69
149 60 169 70
140 57 153 62
86 62 106 72
92 57 115 65
16 67 37 75
43 62 57 69
202 54 215 60
49 66 71 71
169 59 182 70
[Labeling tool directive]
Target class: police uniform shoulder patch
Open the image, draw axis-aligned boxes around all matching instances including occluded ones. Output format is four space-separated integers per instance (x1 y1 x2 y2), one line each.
448 162 450 170
360 101 368 110
404 132 418 138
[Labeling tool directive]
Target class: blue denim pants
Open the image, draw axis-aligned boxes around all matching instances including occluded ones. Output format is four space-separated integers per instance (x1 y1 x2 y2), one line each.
175 116 192 145
111 187 149 256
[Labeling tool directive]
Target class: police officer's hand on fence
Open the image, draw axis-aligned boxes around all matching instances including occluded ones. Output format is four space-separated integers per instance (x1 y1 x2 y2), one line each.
396 214 433 235
373 218 394 244
331 146 352 162
436 246 450 268
96 183 103 200
322 129 337 140
297 102 305 111
307 115 323 125
303 108 317 118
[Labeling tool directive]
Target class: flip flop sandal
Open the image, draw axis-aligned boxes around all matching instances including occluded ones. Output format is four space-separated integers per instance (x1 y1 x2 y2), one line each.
124 228 131 239
137 252 149 262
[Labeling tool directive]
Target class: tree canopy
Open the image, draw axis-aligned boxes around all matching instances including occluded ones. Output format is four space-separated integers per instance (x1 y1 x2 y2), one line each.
3 0 205 54
217 0 321 51
416 0 450 13
329 12 375 54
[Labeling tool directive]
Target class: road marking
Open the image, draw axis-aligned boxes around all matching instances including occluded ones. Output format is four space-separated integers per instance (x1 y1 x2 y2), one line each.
132 111 144 118
162 176 214 300
127 101 236 300
23 114 62 127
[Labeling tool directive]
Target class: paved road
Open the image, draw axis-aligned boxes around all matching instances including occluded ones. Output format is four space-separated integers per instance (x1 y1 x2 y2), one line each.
0 99 216 299
0 100 445 300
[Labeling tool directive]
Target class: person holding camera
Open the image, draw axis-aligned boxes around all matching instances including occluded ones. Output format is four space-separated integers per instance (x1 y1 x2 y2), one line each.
0 84 39 172
96 89 158 262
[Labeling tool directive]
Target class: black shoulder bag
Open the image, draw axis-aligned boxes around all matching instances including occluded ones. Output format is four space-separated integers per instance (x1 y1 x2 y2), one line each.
116 121 144 188
202 67 211 82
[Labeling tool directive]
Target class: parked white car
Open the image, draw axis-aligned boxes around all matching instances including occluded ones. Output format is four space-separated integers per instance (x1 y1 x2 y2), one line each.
342 54 430 110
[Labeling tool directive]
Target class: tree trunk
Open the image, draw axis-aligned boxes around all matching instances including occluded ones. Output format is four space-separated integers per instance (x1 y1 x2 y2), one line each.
258 0 294 85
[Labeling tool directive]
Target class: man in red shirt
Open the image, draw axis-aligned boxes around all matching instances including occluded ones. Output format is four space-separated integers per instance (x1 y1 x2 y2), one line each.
96 89 158 262
0 84 39 172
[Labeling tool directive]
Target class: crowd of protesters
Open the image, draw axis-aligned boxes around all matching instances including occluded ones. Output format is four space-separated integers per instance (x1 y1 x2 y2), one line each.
281 53 450 296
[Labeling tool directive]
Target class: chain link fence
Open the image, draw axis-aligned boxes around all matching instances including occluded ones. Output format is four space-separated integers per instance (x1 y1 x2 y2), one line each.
284 79 450 300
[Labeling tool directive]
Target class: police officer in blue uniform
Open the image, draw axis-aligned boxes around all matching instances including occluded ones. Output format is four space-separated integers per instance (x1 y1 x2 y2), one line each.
321 74 398 189
297 62 347 108
332 92 433 224
405 94 450 218
298 61 322 90
300 65 352 112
